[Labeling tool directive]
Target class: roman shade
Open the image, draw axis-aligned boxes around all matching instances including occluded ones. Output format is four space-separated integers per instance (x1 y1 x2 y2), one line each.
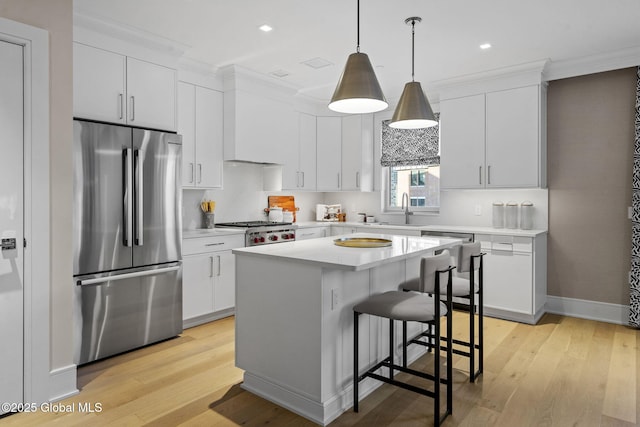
380 113 440 167
631 66 640 328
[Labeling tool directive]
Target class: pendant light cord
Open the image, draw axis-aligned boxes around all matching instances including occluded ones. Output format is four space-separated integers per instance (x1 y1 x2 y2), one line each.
411 19 415 82
356 0 360 53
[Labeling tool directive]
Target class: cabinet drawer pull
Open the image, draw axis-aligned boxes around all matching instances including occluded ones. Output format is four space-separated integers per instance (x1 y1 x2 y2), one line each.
205 242 224 246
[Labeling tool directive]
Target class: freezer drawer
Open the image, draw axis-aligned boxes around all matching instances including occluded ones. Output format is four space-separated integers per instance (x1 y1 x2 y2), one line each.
74 264 183 365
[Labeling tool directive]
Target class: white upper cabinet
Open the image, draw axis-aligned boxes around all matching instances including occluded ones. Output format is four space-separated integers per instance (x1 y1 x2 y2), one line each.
485 85 540 187
178 82 223 188
283 112 317 191
73 43 177 131
341 114 374 192
440 94 486 189
316 116 342 191
440 84 544 189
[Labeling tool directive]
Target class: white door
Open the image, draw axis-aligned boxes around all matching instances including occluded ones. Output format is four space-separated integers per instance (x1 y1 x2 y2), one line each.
0 39 24 414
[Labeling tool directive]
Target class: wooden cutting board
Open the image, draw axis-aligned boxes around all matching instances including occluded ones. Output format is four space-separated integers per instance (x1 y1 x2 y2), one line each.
268 195 297 222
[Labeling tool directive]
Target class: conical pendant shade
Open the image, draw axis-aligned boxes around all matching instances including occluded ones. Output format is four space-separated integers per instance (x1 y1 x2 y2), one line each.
328 52 388 114
389 81 437 129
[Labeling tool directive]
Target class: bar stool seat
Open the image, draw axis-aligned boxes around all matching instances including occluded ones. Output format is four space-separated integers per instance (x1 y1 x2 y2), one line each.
353 291 447 322
353 251 454 427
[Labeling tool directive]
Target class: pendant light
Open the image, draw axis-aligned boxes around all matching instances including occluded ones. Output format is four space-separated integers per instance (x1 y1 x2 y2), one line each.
389 17 437 129
328 0 388 114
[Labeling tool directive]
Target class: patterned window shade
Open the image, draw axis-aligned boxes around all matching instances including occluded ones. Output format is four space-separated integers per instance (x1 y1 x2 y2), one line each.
630 66 640 328
380 113 440 167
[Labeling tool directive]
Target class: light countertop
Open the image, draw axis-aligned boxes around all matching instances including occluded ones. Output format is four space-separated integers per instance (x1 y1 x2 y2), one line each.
295 221 547 237
182 228 245 239
232 232 461 271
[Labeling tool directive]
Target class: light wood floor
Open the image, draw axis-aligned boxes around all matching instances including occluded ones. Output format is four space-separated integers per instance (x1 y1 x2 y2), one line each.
2 312 638 426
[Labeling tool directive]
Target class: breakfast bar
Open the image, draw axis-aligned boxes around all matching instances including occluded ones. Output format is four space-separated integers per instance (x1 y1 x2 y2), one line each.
233 233 460 425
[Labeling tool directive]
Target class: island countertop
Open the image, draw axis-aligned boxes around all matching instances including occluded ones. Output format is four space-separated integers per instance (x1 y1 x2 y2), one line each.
232 232 461 271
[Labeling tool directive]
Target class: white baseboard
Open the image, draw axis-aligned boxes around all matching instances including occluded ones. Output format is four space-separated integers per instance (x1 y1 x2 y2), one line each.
48 364 79 402
546 296 630 325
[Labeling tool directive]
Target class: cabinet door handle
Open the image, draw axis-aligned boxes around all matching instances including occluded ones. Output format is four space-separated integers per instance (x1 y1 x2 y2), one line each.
118 93 123 120
130 96 135 121
209 256 214 278
197 163 202 184
337 173 341 188
216 255 221 277
301 171 305 188
189 163 194 184
479 166 482 185
296 171 301 188
356 171 360 188
488 165 491 185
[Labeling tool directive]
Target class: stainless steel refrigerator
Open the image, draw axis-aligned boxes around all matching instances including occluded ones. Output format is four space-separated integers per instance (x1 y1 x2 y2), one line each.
72 119 183 365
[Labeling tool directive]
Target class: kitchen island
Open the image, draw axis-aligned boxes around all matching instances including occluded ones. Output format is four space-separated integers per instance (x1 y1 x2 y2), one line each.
233 233 460 425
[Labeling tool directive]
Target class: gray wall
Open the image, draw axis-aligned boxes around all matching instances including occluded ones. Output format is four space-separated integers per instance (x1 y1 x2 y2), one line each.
547 68 635 305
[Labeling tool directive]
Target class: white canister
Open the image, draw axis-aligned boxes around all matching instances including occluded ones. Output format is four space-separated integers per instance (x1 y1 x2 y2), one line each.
492 202 504 228
268 207 283 222
356 213 366 223
282 210 294 223
520 201 534 230
505 201 518 229
366 215 375 223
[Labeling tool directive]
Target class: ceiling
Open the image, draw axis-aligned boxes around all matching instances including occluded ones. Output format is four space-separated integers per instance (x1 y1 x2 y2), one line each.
74 0 640 103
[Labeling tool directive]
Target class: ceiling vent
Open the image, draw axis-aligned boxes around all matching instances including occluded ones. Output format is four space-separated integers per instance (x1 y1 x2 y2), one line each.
301 57 333 69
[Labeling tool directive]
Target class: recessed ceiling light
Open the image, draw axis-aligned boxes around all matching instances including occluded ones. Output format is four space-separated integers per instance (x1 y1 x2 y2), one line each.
480 43 492 50
270 69 290 78
301 57 333 69
259 24 273 32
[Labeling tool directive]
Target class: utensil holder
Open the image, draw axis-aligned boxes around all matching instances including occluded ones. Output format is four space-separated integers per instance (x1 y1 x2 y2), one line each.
203 213 215 229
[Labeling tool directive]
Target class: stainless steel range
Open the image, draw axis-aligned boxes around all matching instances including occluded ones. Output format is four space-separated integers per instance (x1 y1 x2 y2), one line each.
215 221 297 246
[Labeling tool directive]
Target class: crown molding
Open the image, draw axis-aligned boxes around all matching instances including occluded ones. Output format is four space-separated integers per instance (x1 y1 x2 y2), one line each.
73 10 190 58
433 59 548 100
544 46 640 81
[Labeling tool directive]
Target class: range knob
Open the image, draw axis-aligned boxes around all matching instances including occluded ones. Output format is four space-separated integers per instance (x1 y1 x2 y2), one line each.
270 235 278 241
253 237 260 244
282 234 289 240
259 236 265 243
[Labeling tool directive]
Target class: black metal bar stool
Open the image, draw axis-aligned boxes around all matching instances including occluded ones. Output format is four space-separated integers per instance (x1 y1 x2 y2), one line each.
403 241 485 382
352 251 454 427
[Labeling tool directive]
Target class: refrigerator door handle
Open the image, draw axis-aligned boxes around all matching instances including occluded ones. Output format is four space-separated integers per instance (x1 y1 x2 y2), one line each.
76 265 181 286
123 148 133 247
135 149 144 246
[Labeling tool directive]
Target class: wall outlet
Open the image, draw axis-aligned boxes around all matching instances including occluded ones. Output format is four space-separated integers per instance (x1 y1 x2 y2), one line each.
474 205 482 216
331 288 339 310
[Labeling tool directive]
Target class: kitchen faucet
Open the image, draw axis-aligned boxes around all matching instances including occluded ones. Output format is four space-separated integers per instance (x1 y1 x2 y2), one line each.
401 192 413 225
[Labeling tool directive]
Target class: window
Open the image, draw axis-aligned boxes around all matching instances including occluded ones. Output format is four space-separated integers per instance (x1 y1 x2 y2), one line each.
410 170 425 187
410 197 426 207
380 115 440 213
386 165 440 211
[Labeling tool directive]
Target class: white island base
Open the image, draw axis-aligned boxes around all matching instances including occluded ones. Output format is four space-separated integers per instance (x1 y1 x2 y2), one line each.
233 234 460 425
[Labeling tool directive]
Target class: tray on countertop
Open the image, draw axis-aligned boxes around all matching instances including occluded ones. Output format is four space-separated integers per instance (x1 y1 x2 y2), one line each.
334 237 393 248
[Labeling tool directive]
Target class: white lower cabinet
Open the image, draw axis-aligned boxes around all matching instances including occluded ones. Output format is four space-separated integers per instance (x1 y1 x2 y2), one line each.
330 225 358 236
475 233 547 324
182 233 244 328
296 226 327 240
